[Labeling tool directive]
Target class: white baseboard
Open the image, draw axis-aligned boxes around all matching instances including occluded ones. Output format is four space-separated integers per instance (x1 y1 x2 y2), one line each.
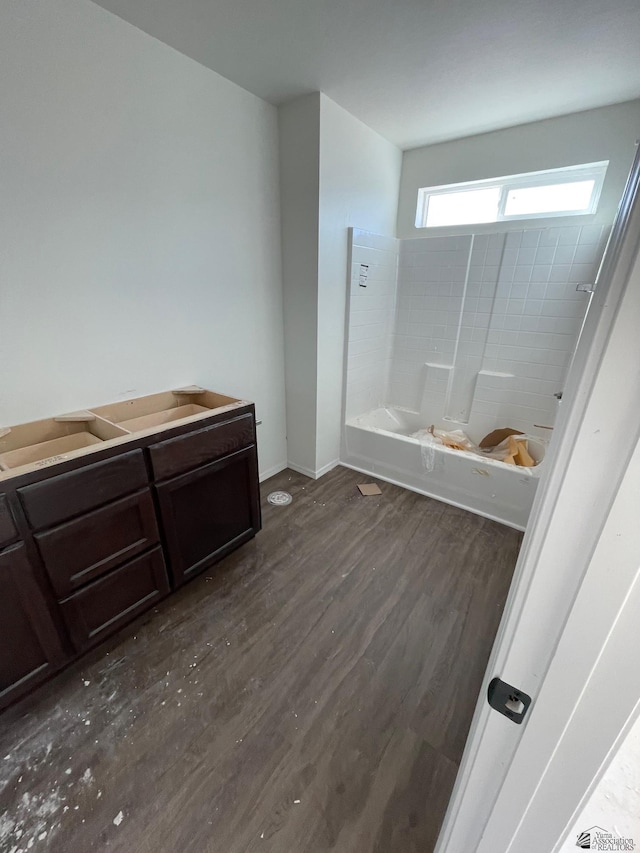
286 462 317 479
315 458 340 478
287 458 340 480
258 461 288 482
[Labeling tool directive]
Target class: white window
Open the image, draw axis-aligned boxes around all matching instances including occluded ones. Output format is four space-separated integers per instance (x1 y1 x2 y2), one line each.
415 162 608 229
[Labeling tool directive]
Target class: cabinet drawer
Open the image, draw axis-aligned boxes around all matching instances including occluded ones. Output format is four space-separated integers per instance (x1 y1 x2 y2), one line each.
18 449 148 530
149 414 254 481
0 495 18 548
59 547 169 652
35 490 160 597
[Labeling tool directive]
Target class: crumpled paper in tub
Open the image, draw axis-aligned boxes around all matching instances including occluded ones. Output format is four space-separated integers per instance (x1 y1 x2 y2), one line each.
415 425 538 470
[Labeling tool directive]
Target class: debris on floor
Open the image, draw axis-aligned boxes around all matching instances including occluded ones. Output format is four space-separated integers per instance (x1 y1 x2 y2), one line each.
357 483 382 496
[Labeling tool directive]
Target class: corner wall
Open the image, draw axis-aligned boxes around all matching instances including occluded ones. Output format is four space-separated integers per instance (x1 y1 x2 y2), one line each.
0 0 287 479
279 93 321 476
317 95 402 473
278 93 401 478
397 100 640 239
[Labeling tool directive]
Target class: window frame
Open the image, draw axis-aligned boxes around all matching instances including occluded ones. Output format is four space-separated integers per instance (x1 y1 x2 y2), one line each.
415 161 609 229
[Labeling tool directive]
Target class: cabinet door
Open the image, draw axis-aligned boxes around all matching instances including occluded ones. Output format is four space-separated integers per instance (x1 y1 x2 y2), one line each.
0 543 67 710
0 494 19 548
155 447 261 587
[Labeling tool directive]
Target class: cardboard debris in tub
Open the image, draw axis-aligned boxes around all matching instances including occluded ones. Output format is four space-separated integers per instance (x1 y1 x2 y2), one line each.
357 483 382 496
478 428 524 449
426 424 539 468
479 430 536 467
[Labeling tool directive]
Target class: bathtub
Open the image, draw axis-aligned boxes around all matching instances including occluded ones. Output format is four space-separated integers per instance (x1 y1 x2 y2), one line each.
342 407 547 530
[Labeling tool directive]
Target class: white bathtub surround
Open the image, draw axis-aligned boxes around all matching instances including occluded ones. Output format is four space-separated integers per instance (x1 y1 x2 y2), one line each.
390 224 608 437
342 223 607 527
344 230 399 421
344 407 546 529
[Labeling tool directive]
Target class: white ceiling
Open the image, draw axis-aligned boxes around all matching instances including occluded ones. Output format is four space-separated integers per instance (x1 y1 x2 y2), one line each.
90 0 640 149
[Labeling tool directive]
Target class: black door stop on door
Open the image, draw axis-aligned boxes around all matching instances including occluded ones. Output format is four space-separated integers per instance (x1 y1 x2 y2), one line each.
487 677 532 724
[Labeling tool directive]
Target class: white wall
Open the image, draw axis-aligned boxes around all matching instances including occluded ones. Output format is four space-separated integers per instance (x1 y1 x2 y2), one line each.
316 95 401 472
397 100 640 239
0 0 287 479
278 93 321 476
278 93 401 477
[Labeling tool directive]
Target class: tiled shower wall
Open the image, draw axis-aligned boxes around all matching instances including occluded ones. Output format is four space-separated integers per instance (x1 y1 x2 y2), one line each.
387 224 607 435
346 225 606 437
344 230 398 419
344 225 607 436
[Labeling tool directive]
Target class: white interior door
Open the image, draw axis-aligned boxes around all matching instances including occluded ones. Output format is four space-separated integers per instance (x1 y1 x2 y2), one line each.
480 431 640 852
436 146 640 853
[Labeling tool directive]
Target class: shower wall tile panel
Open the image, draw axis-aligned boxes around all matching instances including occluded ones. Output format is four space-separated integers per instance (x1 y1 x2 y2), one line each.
344 230 399 420
388 225 607 435
389 235 471 410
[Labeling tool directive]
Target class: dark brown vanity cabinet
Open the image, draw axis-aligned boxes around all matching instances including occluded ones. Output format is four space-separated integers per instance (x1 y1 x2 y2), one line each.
34 489 160 598
0 393 261 710
156 447 261 587
0 542 67 707
151 413 260 587
18 450 170 655
59 547 170 652
0 494 19 548
0 495 65 707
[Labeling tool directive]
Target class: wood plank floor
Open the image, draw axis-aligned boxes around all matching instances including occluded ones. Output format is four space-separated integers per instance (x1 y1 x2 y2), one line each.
0 466 522 853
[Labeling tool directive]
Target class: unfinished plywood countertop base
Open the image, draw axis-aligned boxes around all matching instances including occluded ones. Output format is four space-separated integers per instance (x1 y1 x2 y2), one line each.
0 387 249 480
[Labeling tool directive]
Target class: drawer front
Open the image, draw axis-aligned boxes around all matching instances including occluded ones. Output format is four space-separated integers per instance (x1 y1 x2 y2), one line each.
0 495 18 548
59 547 169 652
149 414 254 481
35 490 160 597
18 449 148 530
